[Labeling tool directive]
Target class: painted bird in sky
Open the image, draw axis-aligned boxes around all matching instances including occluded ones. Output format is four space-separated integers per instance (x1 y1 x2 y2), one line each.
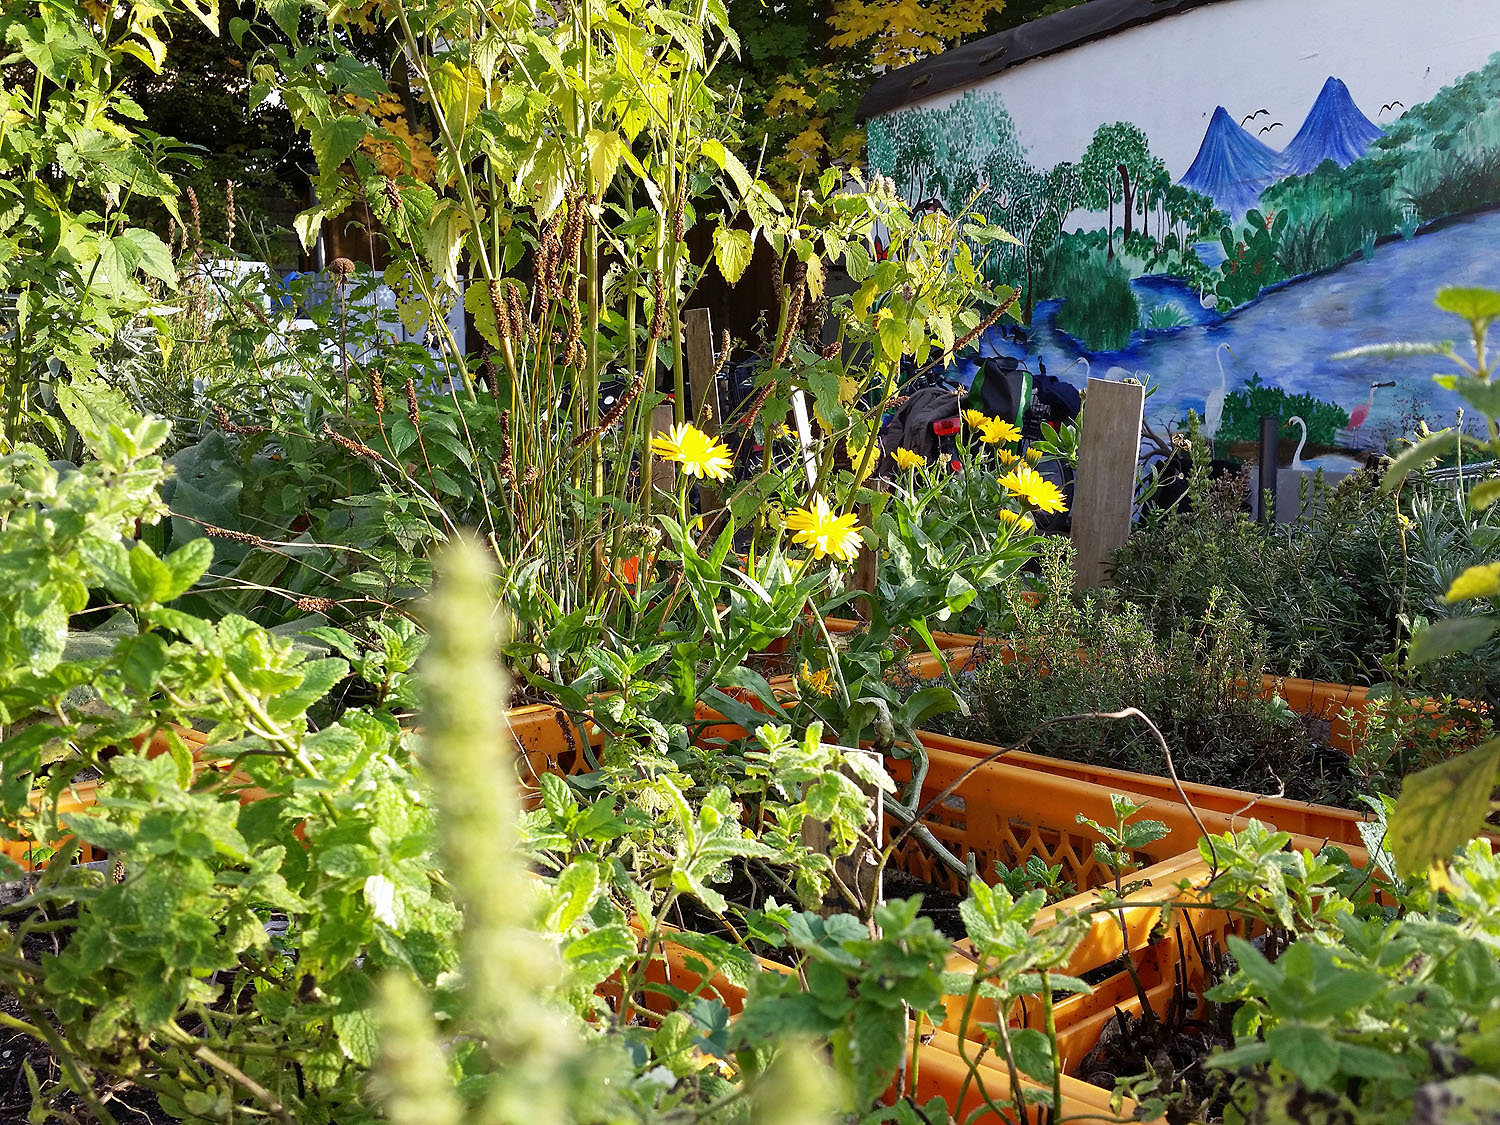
1347 381 1397 431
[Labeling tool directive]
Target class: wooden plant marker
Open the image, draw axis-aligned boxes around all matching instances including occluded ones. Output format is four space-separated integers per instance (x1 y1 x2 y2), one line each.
801 747 885 917
1070 376 1146 591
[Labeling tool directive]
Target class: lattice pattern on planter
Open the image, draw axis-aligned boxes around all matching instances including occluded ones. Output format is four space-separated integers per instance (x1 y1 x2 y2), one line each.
886 748 1178 899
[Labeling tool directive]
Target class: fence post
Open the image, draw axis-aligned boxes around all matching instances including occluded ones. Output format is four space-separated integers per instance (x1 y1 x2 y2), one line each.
1071 377 1146 591
1258 414 1279 523
684 308 721 512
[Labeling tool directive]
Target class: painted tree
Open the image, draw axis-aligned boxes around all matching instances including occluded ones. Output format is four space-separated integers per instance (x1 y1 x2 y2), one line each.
1078 122 1154 258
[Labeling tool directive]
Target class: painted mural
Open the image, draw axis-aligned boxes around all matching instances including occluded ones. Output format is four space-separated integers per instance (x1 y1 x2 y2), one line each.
866 7 1500 459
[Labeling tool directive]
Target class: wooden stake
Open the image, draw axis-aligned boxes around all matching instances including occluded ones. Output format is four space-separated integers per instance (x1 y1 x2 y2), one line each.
1070 377 1145 591
684 308 721 512
650 403 677 492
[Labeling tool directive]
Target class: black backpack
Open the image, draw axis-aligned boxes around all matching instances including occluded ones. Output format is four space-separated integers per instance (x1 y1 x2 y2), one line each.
968 356 1031 432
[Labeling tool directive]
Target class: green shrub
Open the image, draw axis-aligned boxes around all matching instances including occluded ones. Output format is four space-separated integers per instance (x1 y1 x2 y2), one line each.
960 542 1357 804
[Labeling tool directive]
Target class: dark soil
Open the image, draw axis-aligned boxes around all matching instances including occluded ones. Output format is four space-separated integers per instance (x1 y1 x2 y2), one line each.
672 859 971 955
0 922 173 1124
1076 1004 1234 1125
884 869 965 940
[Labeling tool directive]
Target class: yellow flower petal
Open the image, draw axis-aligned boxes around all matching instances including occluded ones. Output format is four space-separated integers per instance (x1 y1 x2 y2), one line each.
650 422 734 482
893 447 926 470
785 496 864 562
978 418 1021 445
998 464 1068 514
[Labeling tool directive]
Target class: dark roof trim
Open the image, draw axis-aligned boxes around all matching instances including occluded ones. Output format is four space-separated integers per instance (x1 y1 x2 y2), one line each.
856 0 1238 122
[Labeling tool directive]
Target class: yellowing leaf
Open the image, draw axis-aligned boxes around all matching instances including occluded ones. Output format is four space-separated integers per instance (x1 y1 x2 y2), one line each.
712 226 754 285
1387 739 1500 877
465 280 501 349
583 130 625 194
1446 563 1500 602
430 61 486 131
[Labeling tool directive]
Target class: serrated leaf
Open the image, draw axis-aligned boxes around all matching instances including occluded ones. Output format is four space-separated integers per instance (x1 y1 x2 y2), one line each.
162 537 215 600
1408 615 1497 663
310 115 367 178
1436 286 1500 327
583 129 624 193
1265 1025 1339 1090
713 225 754 285
1387 739 1500 877
465 280 501 349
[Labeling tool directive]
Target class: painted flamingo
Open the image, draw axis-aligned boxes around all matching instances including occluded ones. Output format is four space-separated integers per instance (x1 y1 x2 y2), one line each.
1347 381 1396 431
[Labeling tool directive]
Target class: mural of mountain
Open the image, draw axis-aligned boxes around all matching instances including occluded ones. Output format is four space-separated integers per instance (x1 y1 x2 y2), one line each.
1276 77 1385 177
1178 105 1281 218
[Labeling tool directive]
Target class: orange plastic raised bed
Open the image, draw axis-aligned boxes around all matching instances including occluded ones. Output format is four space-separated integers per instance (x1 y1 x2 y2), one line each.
913 729 1372 849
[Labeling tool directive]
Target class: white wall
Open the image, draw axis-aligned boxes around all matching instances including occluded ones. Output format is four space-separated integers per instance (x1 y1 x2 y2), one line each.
905 0 1500 184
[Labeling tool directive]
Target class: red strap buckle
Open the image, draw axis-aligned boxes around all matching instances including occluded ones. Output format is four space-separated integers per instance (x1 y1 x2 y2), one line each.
931 417 961 436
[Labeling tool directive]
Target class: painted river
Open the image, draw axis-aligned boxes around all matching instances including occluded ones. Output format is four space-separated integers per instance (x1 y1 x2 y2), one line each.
972 207 1500 449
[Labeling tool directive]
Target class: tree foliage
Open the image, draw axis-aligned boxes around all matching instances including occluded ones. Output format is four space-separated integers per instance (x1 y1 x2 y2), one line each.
721 0 1092 190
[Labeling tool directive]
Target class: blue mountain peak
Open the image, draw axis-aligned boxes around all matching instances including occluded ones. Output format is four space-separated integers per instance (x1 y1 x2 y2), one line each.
1277 77 1385 177
1178 106 1281 218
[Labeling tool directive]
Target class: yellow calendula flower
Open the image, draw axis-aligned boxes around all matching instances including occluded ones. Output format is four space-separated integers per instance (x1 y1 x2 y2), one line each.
1445 562 1500 603
1024 446 1044 466
785 497 864 562
799 661 835 697
997 449 1020 467
893 447 926 470
997 507 1033 531
978 417 1022 445
998 463 1068 514
963 408 990 429
650 422 733 482
775 422 795 440
845 432 879 483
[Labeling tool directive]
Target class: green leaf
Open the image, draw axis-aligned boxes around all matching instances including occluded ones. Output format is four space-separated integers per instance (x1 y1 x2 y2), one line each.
1407 615 1497 664
1009 1027 1056 1084
1436 286 1500 328
128 543 176 605
713 225 754 285
310 116 368 178
700 139 751 196
544 861 599 933
162 537 215 601
1382 429 1459 493
1387 739 1500 877
1471 479 1500 509
333 1008 378 1067
465 280 501 350
563 923 637 974
115 228 177 288
1453 376 1500 419
115 632 169 694
1265 1025 1339 1089
262 0 301 41
849 998 905 1105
